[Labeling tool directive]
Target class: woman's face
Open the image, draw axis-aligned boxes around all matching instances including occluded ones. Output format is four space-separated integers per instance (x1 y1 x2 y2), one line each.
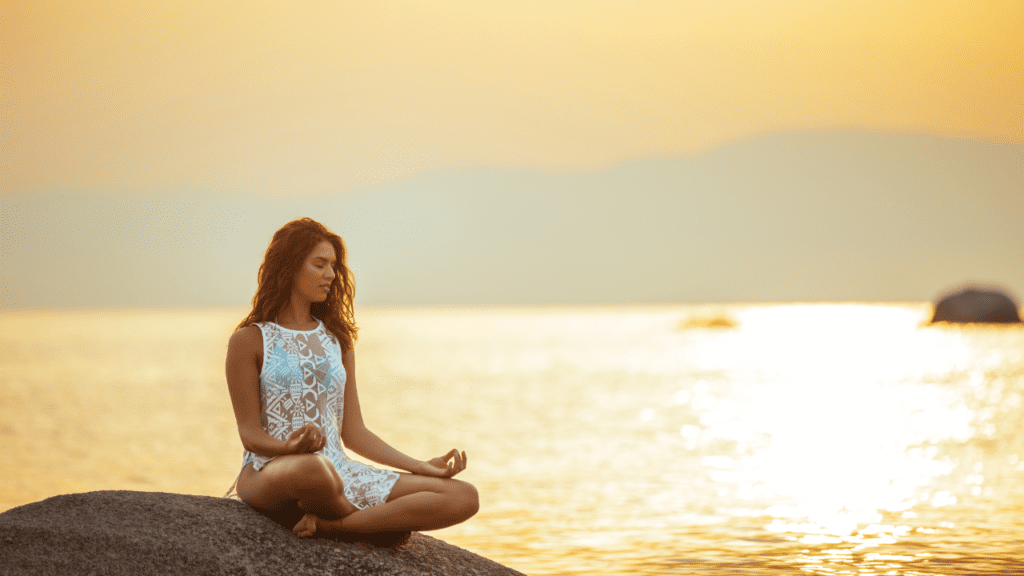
293 240 337 303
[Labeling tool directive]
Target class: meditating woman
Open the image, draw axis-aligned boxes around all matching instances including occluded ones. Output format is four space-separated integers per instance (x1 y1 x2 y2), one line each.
225 217 478 540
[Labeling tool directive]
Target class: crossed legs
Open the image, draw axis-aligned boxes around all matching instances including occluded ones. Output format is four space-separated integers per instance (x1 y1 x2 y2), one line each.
305 472 479 536
236 454 479 538
236 454 358 530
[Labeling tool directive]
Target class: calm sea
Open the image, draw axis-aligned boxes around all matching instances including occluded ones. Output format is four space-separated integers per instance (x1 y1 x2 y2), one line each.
2 304 1023 575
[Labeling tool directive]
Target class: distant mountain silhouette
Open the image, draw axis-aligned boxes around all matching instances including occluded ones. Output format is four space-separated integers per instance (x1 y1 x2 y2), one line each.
2 131 1021 307
339 131 1023 305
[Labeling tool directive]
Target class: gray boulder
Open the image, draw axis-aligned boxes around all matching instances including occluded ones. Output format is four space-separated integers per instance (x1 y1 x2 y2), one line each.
931 286 1021 324
0 491 524 576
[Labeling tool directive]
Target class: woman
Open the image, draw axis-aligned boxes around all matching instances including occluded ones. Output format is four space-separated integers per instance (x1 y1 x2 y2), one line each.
225 218 478 540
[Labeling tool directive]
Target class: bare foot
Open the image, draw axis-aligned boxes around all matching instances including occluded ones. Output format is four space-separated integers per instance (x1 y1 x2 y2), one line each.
293 513 318 538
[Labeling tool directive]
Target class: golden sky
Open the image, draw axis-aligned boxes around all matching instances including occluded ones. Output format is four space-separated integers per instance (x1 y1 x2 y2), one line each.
4 0 1021 194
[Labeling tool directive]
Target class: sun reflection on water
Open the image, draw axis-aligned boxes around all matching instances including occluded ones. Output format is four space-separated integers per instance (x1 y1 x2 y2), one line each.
3 304 1023 575
646 304 1024 575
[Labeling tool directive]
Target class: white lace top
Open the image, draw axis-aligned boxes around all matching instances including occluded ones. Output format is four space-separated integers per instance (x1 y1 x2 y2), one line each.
241 318 398 509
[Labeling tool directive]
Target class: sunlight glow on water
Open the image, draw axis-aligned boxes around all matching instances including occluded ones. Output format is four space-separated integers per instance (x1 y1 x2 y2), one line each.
2 304 1023 575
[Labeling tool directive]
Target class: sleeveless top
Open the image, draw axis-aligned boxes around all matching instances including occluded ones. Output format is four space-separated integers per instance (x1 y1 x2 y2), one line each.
239 318 398 509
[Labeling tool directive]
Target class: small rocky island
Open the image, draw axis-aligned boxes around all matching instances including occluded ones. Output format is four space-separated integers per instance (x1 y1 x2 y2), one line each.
0 491 524 576
931 285 1022 324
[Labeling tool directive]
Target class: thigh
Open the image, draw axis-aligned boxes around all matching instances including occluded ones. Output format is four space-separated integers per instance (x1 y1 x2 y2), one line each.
237 453 339 512
234 462 301 529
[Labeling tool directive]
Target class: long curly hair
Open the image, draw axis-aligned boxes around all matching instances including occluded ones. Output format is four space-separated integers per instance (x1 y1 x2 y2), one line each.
236 218 357 350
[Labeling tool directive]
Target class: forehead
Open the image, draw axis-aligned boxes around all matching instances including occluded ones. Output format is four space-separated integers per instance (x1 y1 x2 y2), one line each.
307 240 336 261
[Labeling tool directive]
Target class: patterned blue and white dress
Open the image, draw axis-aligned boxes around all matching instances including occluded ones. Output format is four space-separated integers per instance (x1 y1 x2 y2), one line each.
241 318 399 509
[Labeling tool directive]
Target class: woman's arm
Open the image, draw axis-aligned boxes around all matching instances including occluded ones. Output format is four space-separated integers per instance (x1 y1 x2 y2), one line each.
225 326 326 457
339 344 466 477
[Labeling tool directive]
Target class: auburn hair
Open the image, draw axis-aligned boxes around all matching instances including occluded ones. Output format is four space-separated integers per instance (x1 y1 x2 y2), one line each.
236 218 357 350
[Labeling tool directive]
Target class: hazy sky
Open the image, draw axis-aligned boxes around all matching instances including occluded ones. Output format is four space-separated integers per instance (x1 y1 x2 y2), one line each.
2 1 1022 307
5 0 1021 193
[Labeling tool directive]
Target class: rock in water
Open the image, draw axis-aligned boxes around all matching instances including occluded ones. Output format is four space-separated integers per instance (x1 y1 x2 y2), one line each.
0 491 524 576
931 286 1022 324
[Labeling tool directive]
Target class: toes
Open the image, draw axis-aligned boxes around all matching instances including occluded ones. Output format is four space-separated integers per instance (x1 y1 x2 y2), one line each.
293 513 318 538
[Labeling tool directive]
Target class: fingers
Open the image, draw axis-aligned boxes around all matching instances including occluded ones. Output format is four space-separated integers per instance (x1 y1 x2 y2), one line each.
310 424 325 451
309 425 326 452
288 423 328 454
443 449 468 477
297 425 315 451
418 449 469 478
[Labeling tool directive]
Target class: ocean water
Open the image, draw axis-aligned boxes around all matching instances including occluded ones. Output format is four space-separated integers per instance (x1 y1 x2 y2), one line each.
1 304 1023 575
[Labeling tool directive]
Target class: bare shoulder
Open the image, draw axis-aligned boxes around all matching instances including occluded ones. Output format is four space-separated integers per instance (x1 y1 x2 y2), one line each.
228 324 263 357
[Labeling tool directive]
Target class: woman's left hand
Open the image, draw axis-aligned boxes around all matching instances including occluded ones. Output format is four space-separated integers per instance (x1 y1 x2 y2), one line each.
417 449 468 478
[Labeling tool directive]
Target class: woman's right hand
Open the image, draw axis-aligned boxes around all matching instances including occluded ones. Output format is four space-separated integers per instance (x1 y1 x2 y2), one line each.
284 422 327 455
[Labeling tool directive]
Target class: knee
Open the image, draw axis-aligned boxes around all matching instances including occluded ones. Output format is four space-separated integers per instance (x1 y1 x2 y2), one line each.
451 480 479 520
293 454 344 495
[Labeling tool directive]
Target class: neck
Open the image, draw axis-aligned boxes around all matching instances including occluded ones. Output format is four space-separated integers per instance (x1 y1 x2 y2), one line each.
277 294 314 326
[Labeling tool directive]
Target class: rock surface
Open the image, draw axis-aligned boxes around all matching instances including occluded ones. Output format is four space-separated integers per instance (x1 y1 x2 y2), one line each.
931 286 1022 324
0 491 524 576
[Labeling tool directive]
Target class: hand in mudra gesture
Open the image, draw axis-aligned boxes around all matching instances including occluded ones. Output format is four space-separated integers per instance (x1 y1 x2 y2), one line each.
285 422 327 454
419 449 468 478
